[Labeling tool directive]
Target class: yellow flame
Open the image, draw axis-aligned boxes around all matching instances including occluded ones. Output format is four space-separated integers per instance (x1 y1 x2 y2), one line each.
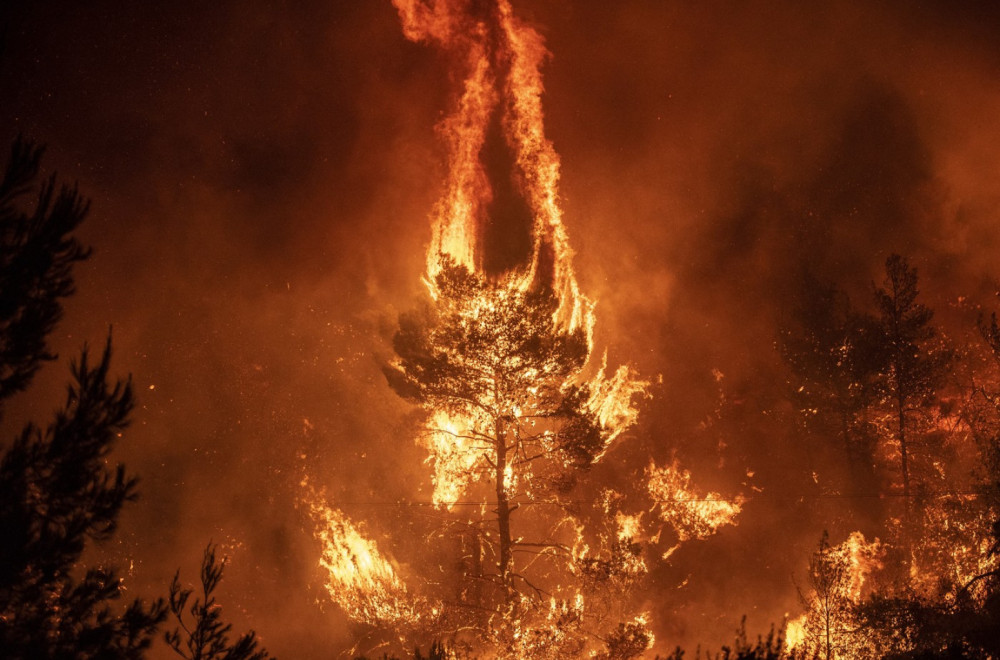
586 356 649 458
615 511 642 542
395 0 593 340
909 494 999 601
840 531 881 603
784 614 808 652
310 502 421 627
423 410 487 508
790 531 882 658
647 460 744 541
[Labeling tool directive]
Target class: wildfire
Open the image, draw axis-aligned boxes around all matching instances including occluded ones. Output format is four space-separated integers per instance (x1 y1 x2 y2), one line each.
786 531 882 658
784 615 807 651
395 0 591 336
585 357 650 459
909 494 999 601
306 1 706 655
310 502 422 628
424 409 487 508
646 460 744 542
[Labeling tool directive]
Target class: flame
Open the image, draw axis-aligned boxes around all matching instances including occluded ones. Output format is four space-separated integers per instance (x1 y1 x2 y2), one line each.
423 410 487 507
646 460 744 541
585 356 650 458
615 511 642 542
392 0 648 520
908 494 999 601
394 0 591 337
310 502 422 627
784 614 808 651
840 531 881 603
306 0 657 653
790 531 882 658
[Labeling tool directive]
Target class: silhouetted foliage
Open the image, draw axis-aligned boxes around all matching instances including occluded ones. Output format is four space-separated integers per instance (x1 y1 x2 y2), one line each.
656 618 811 659
852 484 1000 659
165 543 274 660
0 136 89 403
874 254 952 503
593 619 653 659
779 272 884 499
0 341 167 657
355 640 454 660
0 137 164 658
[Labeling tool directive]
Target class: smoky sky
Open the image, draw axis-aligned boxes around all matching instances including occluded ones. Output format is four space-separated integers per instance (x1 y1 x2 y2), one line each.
3 0 1000 656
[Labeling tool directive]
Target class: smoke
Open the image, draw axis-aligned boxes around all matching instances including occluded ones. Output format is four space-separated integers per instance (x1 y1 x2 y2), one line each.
2 0 1000 655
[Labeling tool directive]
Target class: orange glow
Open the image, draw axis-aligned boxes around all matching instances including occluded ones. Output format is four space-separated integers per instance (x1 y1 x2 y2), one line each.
309 501 424 628
646 460 744 542
786 531 882 657
395 0 593 340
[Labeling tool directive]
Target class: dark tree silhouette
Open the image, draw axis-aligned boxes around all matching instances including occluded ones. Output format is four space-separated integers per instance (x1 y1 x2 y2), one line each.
874 254 952 505
0 136 89 402
853 506 1000 660
656 618 803 660
0 137 164 657
354 641 454 660
779 273 884 499
165 544 274 660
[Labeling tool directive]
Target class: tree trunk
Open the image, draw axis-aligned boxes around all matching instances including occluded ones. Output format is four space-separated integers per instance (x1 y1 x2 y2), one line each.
495 417 513 598
824 594 833 660
840 405 854 477
897 392 910 510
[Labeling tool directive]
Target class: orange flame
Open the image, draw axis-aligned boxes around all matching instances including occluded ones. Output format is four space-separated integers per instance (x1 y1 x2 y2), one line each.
394 0 591 336
303 0 655 650
647 460 744 542
310 502 423 627
786 531 882 656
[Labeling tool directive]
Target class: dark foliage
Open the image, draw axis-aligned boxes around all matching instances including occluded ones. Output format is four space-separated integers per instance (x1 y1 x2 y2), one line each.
656 618 816 660
0 136 164 657
355 640 453 660
0 136 90 403
874 254 952 501
853 481 1000 659
0 339 166 657
165 544 274 660
593 619 653 659
779 272 884 499
385 258 599 468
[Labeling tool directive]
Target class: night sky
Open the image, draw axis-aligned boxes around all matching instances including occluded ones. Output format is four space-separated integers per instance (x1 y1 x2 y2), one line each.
3 1 1000 656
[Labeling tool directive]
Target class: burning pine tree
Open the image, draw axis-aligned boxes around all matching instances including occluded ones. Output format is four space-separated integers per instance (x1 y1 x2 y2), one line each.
382 257 648 654
305 0 743 657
